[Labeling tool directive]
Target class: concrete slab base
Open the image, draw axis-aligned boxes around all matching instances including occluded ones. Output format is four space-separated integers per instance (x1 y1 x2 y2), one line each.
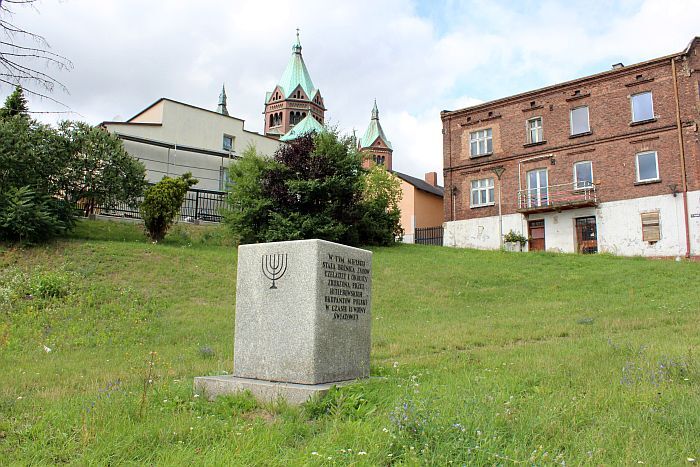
193 375 357 405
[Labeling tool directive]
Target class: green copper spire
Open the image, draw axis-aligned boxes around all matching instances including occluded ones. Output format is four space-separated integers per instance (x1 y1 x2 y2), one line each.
217 84 229 116
271 30 318 101
279 114 324 141
360 100 392 150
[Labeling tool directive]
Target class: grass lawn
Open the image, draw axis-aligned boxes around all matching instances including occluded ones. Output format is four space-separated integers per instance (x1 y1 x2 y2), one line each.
1 219 698 465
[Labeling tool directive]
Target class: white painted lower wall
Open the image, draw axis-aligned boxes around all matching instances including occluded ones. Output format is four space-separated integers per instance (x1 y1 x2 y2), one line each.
444 213 527 251
444 190 700 257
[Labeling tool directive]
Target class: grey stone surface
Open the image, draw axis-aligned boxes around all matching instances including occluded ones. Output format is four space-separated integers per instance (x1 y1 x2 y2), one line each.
233 239 372 385
194 375 355 405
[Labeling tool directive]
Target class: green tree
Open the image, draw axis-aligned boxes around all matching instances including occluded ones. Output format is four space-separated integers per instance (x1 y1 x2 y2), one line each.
140 173 198 242
224 131 402 246
358 164 404 245
0 107 74 243
57 121 147 216
0 86 29 120
222 146 275 244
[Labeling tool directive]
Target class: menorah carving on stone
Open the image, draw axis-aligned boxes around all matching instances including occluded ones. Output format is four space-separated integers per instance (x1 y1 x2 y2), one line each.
261 253 288 289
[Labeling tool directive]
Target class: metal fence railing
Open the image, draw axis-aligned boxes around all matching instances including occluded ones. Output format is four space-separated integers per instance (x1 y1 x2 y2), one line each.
415 226 444 246
95 187 227 223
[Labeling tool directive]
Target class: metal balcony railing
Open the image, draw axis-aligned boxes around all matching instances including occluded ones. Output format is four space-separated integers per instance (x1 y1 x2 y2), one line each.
517 181 597 212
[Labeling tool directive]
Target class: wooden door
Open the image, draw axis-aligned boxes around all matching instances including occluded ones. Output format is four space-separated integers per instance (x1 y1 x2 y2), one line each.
575 216 598 253
528 219 545 251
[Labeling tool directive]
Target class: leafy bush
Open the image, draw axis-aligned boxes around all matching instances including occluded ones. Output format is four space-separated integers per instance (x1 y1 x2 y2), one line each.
0 87 146 244
0 186 71 244
140 173 198 241
224 131 402 246
503 230 528 246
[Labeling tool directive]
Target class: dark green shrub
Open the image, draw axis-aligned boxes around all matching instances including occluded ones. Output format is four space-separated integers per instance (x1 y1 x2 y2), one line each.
140 173 198 241
0 186 71 244
224 132 402 246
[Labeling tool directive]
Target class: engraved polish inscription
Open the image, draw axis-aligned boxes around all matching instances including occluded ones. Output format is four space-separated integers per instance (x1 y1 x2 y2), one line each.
321 253 370 320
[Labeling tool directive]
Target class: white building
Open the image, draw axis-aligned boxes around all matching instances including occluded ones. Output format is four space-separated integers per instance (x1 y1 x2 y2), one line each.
102 89 282 192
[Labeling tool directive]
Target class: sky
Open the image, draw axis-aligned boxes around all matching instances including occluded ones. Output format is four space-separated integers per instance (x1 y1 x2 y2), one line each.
4 0 699 184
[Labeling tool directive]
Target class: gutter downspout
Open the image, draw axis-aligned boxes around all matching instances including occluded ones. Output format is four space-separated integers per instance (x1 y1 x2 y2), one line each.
671 56 692 258
446 115 455 221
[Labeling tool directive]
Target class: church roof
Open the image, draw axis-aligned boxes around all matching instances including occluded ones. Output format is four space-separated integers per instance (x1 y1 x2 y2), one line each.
359 100 392 150
279 114 324 141
271 31 319 102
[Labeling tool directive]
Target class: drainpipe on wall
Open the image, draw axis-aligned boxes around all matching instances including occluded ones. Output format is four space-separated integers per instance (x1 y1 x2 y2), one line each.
671 56 692 258
447 115 454 221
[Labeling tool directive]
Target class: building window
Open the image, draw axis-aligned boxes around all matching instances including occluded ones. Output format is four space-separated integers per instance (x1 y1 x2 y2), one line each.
470 128 493 157
526 168 548 208
223 135 234 151
527 117 543 143
641 211 660 242
219 166 230 191
470 178 494 207
570 106 590 135
635 151 659 182
573 161 593 189
631 92 654 122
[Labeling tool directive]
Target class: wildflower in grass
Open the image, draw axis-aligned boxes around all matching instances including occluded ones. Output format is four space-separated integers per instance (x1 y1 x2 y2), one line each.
358 451 367 455
311 452 318 455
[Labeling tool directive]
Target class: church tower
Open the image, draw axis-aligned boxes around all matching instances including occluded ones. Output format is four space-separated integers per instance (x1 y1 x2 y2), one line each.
359 100 393 171
264 31 325 137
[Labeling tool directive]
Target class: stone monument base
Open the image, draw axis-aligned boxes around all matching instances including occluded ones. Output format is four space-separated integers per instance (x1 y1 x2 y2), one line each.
193 375 356 405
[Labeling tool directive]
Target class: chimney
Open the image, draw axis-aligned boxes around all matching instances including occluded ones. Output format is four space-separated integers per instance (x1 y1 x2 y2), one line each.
612 62 624 69
425 172 437 186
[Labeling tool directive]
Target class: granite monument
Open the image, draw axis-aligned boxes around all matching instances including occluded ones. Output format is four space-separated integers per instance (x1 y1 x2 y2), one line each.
195 239 372 404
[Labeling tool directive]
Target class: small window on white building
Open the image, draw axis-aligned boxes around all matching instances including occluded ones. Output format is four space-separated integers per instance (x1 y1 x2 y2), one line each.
223 134 234 152
635 151 659 182
631 92 654 122
574 161 593 189
641 211 660 242
527 117 543 143
570 106 590 135
470 178 494 207
470 128 493 157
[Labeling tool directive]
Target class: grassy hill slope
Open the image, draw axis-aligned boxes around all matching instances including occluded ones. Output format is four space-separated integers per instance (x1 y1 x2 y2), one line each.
1 220 698 465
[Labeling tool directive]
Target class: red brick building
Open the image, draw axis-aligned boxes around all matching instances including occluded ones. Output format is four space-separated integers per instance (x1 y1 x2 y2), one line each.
441 37 700 257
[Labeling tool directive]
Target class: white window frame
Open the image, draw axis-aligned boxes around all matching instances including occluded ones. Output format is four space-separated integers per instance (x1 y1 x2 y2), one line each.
526 168 549 208
635 151 660 182
527 117 543 143
470 178 495 208
570 106 590 135
631 91 654 122
469 128 493 157
573 161 594 190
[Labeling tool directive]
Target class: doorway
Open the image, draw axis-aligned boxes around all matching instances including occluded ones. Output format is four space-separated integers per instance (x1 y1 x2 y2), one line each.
575 216 598 253
528 219 545 251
